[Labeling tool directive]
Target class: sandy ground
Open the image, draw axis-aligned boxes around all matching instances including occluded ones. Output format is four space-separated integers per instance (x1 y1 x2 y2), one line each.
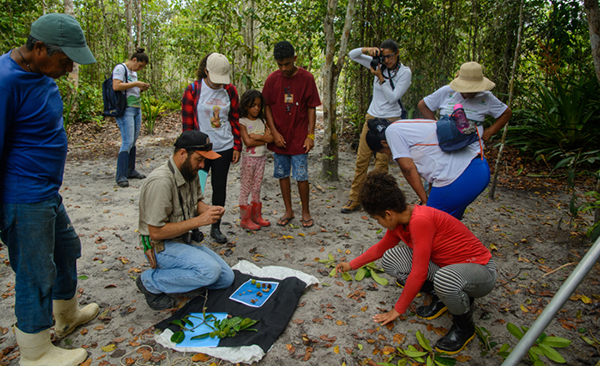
0 116 599 366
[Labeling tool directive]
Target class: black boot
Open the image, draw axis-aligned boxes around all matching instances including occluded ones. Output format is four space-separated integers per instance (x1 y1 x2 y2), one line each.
116 151 129 187
128 146 146 179
417 295 448 320
136 277 175 310
435 301 476 354
210 220 227 244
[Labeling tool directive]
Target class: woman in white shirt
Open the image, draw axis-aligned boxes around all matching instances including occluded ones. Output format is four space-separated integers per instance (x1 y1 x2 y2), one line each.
365 118 489 220
181 53 241 243
112 48 150 188
341 39 412 214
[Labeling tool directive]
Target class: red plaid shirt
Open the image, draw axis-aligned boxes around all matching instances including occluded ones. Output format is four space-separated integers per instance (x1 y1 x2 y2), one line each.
181 80 241 151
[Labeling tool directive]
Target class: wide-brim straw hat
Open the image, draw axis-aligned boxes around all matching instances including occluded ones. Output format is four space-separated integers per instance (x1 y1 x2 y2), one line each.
449 62 495 93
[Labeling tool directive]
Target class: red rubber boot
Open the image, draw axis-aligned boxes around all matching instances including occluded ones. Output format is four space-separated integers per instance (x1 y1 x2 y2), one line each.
251 201 271 227
240 205 260 231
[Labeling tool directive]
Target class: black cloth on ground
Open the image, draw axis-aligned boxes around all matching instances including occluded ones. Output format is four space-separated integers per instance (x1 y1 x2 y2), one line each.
154 270 307 352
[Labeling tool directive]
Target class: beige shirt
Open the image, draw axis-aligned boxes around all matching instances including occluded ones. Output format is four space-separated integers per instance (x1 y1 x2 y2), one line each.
240 117 268 157
138 155 204 246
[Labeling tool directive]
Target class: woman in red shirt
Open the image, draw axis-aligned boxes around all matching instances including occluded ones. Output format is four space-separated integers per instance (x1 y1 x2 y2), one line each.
336 171 496 354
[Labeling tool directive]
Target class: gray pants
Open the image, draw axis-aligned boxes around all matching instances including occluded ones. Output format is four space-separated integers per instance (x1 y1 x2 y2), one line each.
381 246 497 315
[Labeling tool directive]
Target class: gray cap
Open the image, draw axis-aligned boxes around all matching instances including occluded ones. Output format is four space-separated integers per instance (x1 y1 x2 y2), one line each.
30 13 96 65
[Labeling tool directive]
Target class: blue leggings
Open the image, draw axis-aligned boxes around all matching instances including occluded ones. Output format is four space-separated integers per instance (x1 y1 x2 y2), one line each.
426 157 490 220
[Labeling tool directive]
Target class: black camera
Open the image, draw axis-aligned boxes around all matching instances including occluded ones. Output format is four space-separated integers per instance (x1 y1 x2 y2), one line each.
183 228 204 244
370 55 387 71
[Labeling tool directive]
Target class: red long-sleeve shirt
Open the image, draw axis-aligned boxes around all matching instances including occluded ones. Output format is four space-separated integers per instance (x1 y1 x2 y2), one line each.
350 205 491 314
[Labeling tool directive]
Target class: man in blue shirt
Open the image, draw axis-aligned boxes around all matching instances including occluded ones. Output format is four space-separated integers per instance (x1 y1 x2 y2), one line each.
0 13 99 366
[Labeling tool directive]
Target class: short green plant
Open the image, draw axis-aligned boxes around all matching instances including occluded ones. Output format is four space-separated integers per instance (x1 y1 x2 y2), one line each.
377 330 457 366
552 149 600 231
476 326 498 357
141 94 166 134
497 323 572 365
578 170 600 241
354 262 388 285
581 329 600 356
318 253 352 280
169 308 258 344
317 255 387 285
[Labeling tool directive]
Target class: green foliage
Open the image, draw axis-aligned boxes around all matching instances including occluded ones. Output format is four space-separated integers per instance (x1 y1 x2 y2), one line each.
580 329 600 355
57 78 103 131
497 323 572 365
169 308 258 344
507 76 600 234
141 94 166 135
578 171 600 241
378 330 457 366
354 262 388 285
318 254 388 285
508 77 600 160
476 326 498 357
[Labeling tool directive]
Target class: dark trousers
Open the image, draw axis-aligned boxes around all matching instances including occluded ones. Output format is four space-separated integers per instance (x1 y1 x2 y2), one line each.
201 148 233 207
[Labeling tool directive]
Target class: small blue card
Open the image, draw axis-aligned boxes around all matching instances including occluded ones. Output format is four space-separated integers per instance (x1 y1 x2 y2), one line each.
198 170 208 194
228 280 278 308
177 312 228 348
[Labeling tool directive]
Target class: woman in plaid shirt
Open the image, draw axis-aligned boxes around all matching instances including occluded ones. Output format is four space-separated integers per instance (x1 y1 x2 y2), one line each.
181 53 241 244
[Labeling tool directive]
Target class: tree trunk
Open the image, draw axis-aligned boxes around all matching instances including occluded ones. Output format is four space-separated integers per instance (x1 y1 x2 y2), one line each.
489 0 524 200
321 0 357 181
135 0 142 48
247 0 255 90
126 0 133 56
64 0 79 87
583 0 600 224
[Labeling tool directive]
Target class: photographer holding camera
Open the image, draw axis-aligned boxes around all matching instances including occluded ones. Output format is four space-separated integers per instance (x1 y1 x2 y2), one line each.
136 130 234 310
342 39 412 214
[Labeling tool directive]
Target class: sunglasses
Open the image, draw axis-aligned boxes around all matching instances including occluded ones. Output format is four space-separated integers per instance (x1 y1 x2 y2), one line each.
186 142 213 152
380 51 397 60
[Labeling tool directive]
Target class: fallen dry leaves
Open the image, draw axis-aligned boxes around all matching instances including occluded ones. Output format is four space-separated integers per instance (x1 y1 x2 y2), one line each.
191 353 211 362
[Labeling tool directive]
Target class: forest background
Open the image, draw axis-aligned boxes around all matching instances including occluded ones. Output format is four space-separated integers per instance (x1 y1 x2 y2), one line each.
1 0 600 237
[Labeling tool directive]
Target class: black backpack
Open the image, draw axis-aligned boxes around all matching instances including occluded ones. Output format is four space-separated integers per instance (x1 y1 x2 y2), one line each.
102 64 128 117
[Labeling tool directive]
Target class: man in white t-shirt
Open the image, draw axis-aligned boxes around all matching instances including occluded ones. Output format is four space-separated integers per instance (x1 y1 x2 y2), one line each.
418 62 512 149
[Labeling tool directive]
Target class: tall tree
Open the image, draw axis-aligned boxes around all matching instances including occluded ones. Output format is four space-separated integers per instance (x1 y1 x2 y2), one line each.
321 0 357 181
125 0 133 55
64 0 79 87
584 0 600 225
585 0 600 85
134 0 142 48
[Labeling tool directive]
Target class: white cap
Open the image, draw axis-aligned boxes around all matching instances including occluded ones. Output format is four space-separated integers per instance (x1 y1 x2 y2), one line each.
206 53 231 84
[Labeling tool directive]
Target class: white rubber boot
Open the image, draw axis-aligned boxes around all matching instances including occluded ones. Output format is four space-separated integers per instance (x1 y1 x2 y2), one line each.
15 327 88 366
53 297 99 338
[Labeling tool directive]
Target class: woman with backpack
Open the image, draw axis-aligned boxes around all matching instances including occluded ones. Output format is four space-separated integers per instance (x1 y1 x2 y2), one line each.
181 53 241 244
112 48 150 188
365 117 489 220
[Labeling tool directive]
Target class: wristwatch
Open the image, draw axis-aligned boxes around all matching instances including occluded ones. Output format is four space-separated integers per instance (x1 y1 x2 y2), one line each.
379 79 386 85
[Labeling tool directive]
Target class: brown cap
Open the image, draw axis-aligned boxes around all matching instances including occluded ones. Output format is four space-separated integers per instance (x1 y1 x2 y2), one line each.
174 131 221 160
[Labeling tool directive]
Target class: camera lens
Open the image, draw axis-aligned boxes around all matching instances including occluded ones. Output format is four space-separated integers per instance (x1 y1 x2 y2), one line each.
370 56 381 69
